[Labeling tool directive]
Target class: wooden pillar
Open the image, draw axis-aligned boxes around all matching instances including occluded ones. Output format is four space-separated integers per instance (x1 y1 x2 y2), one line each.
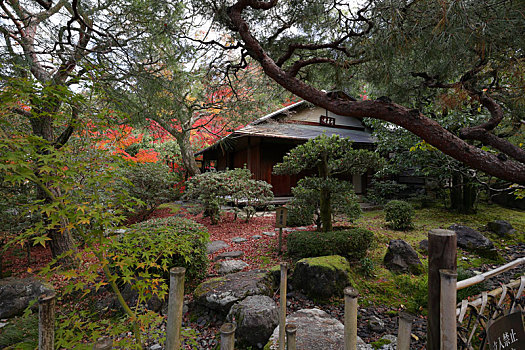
285 323 297 350
427 229 457 350
279 262 288 350
220 323 236 350
166 267 186 350
344 287 359 350
440 269 458 350
38 292 56 350
397 311 414 350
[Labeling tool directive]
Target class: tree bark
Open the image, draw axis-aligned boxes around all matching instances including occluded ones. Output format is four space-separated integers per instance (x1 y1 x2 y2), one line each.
318 154 332 232
227 3 525 185
177 131 201 178
32 109 78 267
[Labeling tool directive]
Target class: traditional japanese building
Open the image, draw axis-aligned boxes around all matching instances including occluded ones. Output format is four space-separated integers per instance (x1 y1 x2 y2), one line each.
196 97 376 196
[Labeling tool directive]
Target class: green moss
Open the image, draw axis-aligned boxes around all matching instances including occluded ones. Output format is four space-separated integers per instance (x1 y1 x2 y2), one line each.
193 276 226 299
299 255 351 272
371 338 392 349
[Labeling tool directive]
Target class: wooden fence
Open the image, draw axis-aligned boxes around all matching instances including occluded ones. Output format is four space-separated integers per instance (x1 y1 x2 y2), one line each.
429 230 525 350
37 263 415 350
37 230 524 349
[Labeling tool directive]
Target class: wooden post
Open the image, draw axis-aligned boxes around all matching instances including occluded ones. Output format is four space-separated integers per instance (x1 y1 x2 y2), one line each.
166 267 186 350
440 269 457 350
285 323 297 350
397 311 414 350
220 323 236 350
344 287 359 350
427 229 456 350
93 337 113 350
279 227 283 255
38 292 56 350
275 207 287 255
279 262 288 350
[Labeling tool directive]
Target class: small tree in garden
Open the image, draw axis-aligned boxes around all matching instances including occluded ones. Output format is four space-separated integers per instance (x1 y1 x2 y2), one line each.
273 134 383 232
184 168 273 224
115 162 180 220
384 200 415 230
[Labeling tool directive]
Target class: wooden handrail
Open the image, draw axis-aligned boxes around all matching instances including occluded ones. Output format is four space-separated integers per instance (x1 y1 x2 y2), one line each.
456 257 525 290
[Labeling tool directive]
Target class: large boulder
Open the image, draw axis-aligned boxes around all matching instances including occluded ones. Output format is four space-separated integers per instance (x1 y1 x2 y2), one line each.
448 224 498 258
226 295 279 349
265 308 371 350
193 270 272 315
0 277 54 318
291 255 351 301
487 220 516 237
383 240 423 275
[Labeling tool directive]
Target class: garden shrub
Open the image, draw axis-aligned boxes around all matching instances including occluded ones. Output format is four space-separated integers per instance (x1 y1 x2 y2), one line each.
394 274 428 314
287 228 374 261
116 162 180 217
384 200 414 230
287 177 362 228
456 268 487 303
111 216 209 283
184 167 273 224
365 180 408 205
286 202 314 227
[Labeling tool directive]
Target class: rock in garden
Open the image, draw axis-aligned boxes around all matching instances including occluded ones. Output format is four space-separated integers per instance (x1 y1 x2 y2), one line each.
383 240 423 275
193 270 272 315
0 277 54 318
418 239 429 253
252 234 262 239
231 237 248 243
213 251 244 261
262 231 276 237
368 315 385 332
371 335 397 350
448 224 498 258
487 220 516 237
226 295 279 348
216 260 249 275
265 308 370 350
291 255 351 301
206 240 229 254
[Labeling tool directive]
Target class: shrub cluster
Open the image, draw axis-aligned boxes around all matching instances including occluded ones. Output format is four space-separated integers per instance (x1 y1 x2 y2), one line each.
287 228 374 261
384 200 415 230
111 216 209 283
115 162 180 216
184 167 273 224
365 180 408 205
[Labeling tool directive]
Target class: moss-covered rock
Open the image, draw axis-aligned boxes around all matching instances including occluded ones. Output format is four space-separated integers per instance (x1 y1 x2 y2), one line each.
291 255 351 301
193 270 272 316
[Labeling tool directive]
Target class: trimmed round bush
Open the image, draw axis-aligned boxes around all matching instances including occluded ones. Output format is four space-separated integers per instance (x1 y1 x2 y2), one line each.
112 216 209 283
384 200 414 230
287 228 374 261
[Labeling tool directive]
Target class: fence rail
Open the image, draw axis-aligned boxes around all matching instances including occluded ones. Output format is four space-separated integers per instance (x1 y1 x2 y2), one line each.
456 256 525 290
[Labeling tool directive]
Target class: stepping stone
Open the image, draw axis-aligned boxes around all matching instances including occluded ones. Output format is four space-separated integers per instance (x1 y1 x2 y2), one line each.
251 235 262 240
275 228 294 232
263 231 276 237
232 237 248 243
214 251 245 261
216 260 249 275
207 240 230 254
